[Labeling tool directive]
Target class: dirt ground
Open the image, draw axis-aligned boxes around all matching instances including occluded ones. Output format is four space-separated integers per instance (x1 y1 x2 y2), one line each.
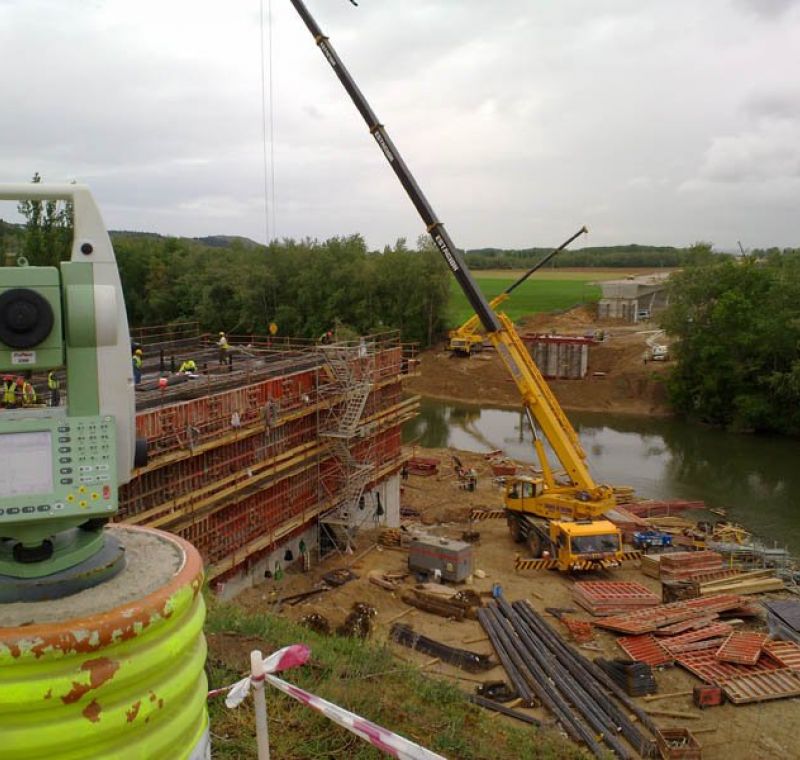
232 448 800 760
405 306 672 416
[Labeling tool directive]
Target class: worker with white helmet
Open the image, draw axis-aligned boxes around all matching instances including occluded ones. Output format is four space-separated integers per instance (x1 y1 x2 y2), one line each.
217 331 230 366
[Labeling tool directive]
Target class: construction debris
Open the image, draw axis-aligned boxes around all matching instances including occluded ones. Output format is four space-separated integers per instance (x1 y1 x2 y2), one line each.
467 693 541 726
336 602 377 639
390 623 494 672
367 570 407 591
655 728 702 759
407 456 440 476
300 612 331 635
475 680 517 702
400 587 480 620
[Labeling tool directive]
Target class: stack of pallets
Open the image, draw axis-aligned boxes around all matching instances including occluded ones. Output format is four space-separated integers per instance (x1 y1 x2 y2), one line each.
573 581 661 616
659 551 723 582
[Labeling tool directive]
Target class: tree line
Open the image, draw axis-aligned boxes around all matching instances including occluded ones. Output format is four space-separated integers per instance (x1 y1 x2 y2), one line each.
662 247 800 436
465 243 693 269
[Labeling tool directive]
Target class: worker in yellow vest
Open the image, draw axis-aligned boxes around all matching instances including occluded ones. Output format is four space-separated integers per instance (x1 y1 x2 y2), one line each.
217 332 229 366
16 376 37 406
178 359 197 374
47 370 61 407
2 375 16 408
132 348 143 385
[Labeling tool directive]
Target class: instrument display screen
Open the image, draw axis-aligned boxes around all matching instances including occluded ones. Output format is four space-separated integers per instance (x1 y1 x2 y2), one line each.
0 431 53 496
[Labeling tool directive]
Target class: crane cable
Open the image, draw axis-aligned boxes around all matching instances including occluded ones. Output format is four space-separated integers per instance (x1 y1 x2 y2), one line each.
259 0 358 244
259 0 277 243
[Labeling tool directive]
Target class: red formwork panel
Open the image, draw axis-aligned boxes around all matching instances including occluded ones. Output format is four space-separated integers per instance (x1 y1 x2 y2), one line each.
593 594 749 635
617 634 673 666
135 367 318 456
573 581 660 615
119 414 320 520
763 640 800 671
721 669 800 704
715 632 768 666
675 649 778 685
661 623 734 654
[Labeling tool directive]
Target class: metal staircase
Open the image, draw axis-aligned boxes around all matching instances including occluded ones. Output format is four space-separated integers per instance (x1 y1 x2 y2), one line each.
316 341 379 554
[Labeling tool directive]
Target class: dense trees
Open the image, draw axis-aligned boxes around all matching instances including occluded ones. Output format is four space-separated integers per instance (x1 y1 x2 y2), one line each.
662 251 800 435
112 232 451 347
14 173 73 266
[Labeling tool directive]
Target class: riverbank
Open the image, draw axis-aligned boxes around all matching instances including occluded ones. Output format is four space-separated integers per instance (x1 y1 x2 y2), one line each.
404 306 673 416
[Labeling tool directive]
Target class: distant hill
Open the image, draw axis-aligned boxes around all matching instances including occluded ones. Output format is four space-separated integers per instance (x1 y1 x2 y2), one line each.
109 230 262 250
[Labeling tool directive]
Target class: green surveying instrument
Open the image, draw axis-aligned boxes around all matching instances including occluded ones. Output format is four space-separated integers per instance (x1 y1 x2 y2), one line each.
0 184 145 601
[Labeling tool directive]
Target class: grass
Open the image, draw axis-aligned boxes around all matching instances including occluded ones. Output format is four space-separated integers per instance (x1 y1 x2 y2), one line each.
205 599 584 760
447 275 602 327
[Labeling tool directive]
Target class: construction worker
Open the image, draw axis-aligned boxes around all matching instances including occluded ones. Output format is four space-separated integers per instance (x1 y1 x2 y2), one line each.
2 375 16 408
217 332 229 365
132 348 143 385
178 359 197 374
17 376 36 406
319 330 333 345
47 370 60 407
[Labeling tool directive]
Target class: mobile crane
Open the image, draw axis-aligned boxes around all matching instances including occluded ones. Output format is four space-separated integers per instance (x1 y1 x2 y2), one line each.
448 226 587 357
290 0 629 571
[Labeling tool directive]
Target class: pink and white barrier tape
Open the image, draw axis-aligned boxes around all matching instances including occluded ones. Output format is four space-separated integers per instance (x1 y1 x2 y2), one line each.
264 672 446 760
218 643 446 760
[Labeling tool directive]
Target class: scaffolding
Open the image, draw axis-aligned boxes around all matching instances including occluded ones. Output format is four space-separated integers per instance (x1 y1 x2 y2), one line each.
117 327 418 583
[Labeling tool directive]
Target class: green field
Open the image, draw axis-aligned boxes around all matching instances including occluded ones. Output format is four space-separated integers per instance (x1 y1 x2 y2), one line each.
447 275 602 326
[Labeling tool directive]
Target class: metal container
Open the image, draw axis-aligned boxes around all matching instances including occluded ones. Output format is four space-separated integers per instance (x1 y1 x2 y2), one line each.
693 684 724 709
0 525 209 760
409 536 474 582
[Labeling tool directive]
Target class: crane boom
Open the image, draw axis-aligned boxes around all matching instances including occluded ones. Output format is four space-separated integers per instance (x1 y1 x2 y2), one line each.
290 0 615 516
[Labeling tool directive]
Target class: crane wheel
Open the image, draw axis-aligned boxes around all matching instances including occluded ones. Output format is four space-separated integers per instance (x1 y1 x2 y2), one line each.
507 516 524 543
527 531 543 558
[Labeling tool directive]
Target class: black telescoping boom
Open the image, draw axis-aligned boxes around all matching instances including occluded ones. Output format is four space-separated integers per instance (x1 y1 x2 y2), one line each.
288 0 501 334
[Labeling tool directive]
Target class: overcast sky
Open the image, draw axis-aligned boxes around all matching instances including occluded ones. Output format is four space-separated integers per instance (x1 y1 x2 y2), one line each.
1 0 798 251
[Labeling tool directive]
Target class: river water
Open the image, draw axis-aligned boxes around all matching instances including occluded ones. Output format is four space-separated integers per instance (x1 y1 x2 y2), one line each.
403 398 800 555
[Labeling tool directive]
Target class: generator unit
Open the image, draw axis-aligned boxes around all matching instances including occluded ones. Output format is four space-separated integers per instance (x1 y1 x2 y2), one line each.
408 536 474 583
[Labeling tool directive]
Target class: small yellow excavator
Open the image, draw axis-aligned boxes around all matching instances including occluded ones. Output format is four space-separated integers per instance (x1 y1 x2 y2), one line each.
448 226 587 357
291 0 636 573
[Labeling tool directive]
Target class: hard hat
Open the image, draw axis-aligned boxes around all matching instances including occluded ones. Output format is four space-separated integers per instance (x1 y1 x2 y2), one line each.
135 348 143 355
219 331 225 336
3 375 12 382
16 378 24 386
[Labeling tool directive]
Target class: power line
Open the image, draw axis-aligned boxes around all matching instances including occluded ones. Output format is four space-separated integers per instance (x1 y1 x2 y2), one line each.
258 0 272 245
268 0 277 242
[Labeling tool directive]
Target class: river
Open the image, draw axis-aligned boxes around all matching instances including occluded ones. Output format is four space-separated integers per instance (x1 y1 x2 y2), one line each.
403 397 800 555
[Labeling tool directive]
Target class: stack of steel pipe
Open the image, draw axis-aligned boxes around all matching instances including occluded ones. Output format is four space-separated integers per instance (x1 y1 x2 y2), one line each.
479 597 658 759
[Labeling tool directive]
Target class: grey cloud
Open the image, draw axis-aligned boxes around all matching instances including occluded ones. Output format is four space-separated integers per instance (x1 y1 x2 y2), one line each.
744 91 800 121
733 0 800 17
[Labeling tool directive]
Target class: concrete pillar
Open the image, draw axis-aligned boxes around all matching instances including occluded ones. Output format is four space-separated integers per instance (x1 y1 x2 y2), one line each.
381 473 401 528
